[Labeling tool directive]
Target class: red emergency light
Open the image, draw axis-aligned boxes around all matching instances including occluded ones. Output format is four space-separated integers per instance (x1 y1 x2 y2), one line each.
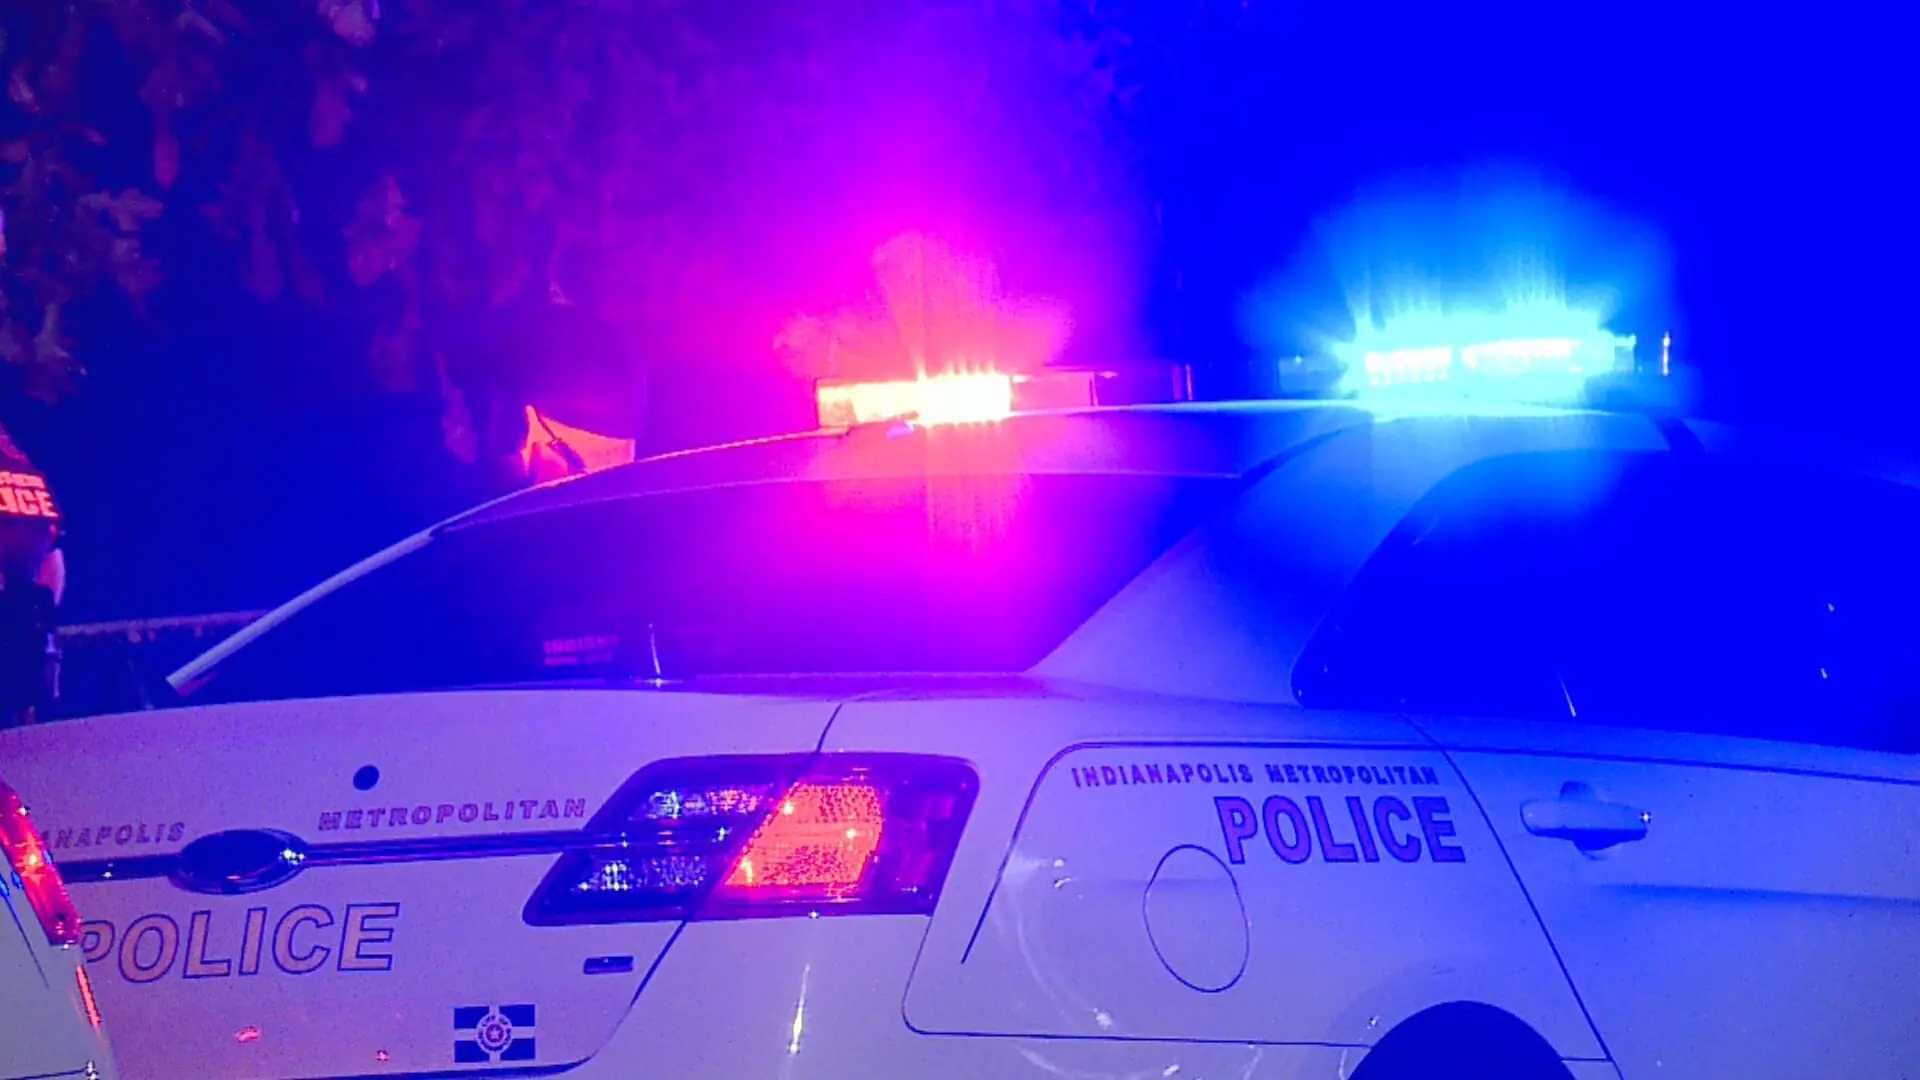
813 369 1139 429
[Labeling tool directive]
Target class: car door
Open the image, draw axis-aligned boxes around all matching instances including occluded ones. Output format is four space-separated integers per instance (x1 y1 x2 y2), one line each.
1435 725 1920 1079
826 692 1604 1065
1293 447 1920 1078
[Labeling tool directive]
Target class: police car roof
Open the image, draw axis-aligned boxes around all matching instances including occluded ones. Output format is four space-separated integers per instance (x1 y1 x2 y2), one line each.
170 400 1583 689
175 399 1920 694
448 399 1654 532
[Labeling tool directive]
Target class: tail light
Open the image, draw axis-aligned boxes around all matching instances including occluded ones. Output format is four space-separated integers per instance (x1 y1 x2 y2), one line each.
524 754 977 925
0 775 82 947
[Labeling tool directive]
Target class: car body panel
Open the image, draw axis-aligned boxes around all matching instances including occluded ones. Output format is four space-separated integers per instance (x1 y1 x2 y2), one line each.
566 916 1625 1080
0 690 835 1080
0 894 117 1079
822 694 1604 1058
1425 714 1920 1077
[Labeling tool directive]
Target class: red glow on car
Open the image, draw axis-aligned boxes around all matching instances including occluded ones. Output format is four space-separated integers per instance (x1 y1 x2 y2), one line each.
0 776 81 947
76 965 102 1028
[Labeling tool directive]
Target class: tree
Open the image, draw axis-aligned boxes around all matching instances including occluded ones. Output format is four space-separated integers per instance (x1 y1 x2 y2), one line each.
2 0 1149 479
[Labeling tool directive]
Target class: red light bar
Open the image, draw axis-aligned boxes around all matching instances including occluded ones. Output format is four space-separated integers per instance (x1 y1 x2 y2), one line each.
1011 370 1099 412
814 366 1197 429
816 374 1014 428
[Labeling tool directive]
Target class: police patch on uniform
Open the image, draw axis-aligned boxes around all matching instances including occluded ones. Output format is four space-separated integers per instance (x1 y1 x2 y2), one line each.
454 1004 536 1063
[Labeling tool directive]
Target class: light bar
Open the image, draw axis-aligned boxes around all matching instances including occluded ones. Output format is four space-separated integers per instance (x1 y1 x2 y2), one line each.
816 368 1154 429
1362 336 1610 389
1363 345 1455 387
1339 301 1635 404
1460 336 1582 375
816 373 1015 428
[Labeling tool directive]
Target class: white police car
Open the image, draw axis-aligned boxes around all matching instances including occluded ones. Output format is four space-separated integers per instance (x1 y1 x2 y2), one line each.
0 769 118 1080
1 341 1917 1080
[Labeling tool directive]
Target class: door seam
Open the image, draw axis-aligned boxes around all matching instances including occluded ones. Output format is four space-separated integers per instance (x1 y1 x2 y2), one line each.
1400 713 1616 1065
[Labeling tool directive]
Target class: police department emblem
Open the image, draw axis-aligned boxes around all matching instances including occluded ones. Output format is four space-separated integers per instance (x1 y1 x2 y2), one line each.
454 1004 536 1063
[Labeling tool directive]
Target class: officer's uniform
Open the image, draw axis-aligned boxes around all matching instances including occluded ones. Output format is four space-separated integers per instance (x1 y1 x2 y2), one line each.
0 457 62 727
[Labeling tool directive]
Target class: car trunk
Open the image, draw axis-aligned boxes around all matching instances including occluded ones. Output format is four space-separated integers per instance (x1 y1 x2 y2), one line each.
0 689 837 1080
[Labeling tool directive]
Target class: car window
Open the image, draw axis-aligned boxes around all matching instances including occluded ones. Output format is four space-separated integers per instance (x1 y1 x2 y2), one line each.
181 473 1234 704
1293 450 1920 754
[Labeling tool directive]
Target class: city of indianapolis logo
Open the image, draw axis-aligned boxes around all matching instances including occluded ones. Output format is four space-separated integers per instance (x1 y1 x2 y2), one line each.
454 1004 536 1063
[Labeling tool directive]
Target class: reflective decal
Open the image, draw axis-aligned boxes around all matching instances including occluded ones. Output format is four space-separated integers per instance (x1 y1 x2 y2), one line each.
1075 754 1464 864
81 902 401 982
1345 796 1381 862
455 1004 537 1063
1372 796 1423 862
238 906 268 976
80 920 113 964
339 903 400 972
1262 797 1311 864
1071 758 1443 790
0 469 58 520
183 911 231 979
1413 795 1468 862
1216 794 1467 865
1308 796 1359 863
317 798 588 833
47 821 187 851
119 915 180 984
272 905 334 974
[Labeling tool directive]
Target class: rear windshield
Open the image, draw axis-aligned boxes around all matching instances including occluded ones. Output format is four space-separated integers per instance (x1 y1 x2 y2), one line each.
180 473 1232 704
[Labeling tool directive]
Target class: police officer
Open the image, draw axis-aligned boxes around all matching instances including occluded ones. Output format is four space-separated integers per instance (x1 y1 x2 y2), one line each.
0 450 62 728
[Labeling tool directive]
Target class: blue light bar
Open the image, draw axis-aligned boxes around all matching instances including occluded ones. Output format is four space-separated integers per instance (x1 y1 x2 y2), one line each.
1361 336 1622 388
1363 345 1455 387
1339 305 1634 405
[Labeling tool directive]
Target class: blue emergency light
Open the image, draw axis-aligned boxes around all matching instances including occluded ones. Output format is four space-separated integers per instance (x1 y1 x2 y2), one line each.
1336 304 1637 405
809 304 1654 429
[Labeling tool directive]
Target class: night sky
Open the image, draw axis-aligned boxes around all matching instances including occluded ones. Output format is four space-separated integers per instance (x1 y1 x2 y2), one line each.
8 4 1914 622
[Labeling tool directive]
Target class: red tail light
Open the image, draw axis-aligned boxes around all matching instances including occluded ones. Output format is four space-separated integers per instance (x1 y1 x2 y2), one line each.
524 754 977 925
723 782 886 893
0 776 82 947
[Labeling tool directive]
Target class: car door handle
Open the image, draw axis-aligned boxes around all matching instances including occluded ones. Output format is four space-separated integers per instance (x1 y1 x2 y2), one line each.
171 829 310 895
1520 782 1649 852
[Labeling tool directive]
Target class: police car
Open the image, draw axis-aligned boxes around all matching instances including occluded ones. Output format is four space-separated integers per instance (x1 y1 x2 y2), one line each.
1 331 1917 1080
1 769 118 1080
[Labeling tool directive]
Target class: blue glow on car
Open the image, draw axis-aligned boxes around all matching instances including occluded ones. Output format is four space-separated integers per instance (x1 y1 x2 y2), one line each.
1337 302 1634 404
